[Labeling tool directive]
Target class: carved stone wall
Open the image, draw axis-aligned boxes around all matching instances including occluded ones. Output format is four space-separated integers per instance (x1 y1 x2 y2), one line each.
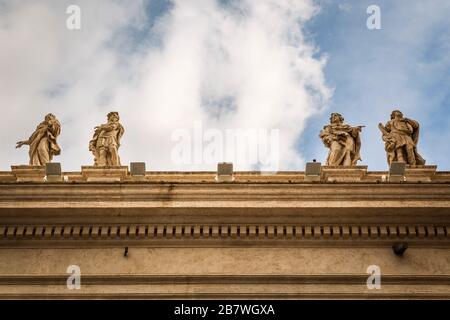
0 168 449 298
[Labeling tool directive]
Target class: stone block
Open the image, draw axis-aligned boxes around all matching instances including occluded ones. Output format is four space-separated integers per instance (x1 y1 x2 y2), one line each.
45 163 62 182
285 226 293 239
304 162 321 182
174 225 182 239
304 226 312 238
119 226 127 238
417 226 426 238
220 226 228 237
342 226 350 239
249 226 256 238
81 227 91 238
405 165 437 182
194 226 201 238
212 226 219 238
258 226 265 238
216 162 234 182
81 166 129 182
323 226 331 239
91 227 99 239
267 226 275 238
294 226 303 238
130 162 146 176
388 162 406 182
370 226 378 239
321 166 368 182
11 165 45 182
380 226 388 238
361 226 369 238
128 226 137 238
6 227 15 239
332 226 340 239
230 225 238 238
314 226 321 238
389 162 406 176
100 227 109 239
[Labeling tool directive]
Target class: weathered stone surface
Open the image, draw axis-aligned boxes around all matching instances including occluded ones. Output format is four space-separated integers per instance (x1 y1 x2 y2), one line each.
379 110 426 165
81 166 128 182
45 163 61 176
304 162 321 182
11 165 45 182
15 114 61 166
405 165 437 182
321 165 367 182
89 112 124 166
130 162 146 176
216 162 234 182
319 113 364 166
0 169 449 298
0 247 449 298
45 163 62 182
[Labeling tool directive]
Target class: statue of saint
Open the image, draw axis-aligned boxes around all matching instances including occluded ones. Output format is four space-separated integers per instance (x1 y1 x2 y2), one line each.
378 110 425 165
319 113 364 166
89 112 124 166
16 113 61 166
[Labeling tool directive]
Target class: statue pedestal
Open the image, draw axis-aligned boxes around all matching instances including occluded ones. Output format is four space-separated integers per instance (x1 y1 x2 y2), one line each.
321 166 368 182
11 165 45 182
81 166 129 182
405 165 437 182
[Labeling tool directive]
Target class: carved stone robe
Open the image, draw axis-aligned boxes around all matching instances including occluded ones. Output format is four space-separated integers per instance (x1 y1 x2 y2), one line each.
319 124 362 166
89 122 124 166
381 118 425 165
26 118 61 166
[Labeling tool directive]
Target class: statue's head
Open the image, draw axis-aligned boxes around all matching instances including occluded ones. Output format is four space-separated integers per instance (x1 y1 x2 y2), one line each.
390 110 403 120
107 112 120 123
330 113 344 124
45 113 56 122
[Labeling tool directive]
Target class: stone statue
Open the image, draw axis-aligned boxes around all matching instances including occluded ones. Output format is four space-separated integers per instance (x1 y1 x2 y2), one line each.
89 112 124 166
378 110 425 165
319 113 364 166
16 113 61 166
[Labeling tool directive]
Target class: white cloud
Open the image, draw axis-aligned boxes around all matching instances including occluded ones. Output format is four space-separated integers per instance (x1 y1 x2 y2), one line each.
0 0 146 169
0 0 331 171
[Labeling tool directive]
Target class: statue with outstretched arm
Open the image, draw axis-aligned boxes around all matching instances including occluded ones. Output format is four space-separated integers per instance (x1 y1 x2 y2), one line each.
16 113 61 166
319 113 364 166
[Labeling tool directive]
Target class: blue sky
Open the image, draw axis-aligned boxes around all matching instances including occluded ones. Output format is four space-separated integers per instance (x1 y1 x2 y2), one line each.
0 0 449 171
299 0 450 170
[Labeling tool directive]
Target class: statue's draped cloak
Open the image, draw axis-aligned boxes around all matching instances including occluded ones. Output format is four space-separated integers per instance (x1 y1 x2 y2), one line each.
382 118 425 165
27 119 61 165
89 122 124 166
320 124 362 166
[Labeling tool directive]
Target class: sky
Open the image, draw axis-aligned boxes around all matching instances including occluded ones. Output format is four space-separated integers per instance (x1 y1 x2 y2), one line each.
0 0 449 172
